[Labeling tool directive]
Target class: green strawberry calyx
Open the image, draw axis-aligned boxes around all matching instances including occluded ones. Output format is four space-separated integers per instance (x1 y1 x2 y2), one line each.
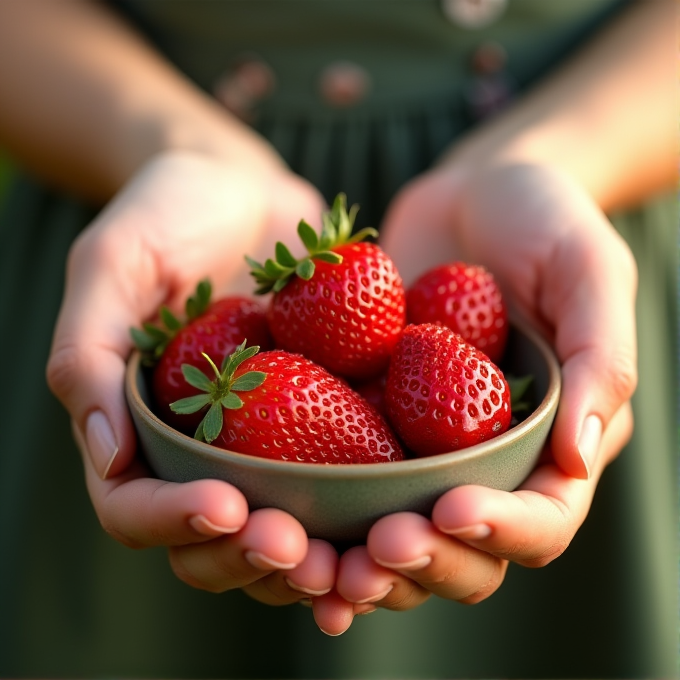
507 374 534 414
130 278 212 365
169 340 267 444
245 193 379 295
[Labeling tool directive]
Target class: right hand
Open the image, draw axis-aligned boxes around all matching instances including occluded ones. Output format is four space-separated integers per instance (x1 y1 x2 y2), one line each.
47 149 342 612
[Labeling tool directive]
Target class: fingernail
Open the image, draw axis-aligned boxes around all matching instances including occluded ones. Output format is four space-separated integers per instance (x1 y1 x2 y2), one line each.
244 550 297 571
373 555 432 571
352 585 393 605
319 628 346 637
578 414 603 479
85 410 119 480
284 578 331 597
188 514 241 537
355 604 377 615
440 524 492 540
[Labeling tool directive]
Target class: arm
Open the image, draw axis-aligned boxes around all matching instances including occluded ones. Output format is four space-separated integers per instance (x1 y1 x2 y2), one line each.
0 0 282 202
445 0 677 212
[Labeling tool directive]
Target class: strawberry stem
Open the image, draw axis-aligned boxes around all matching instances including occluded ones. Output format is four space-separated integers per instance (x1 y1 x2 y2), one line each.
246 193 378 295
130 278 213 365
169 340 267 443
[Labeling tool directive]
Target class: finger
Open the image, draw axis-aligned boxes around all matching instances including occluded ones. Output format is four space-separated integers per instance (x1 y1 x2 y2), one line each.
73 424 250 548
47 222 163 479
242 539 338 605
432 402 633 568
337 545 431 610
168 508 308 593
311 589 356 637
365 513 507 605
541 196 638 479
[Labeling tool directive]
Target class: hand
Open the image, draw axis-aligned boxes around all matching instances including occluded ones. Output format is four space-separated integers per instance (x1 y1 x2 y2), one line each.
333 161 636 620
47 149 340 608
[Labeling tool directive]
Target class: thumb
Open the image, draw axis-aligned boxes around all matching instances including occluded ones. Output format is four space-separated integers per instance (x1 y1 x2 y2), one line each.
46 225 161 480
546 225 638 480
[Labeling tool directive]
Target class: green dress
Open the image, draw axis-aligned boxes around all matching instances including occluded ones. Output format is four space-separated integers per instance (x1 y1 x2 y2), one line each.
0 1 676 678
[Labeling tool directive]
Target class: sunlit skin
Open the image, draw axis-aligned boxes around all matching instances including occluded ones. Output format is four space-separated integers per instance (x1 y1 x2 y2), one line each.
0 0 674 636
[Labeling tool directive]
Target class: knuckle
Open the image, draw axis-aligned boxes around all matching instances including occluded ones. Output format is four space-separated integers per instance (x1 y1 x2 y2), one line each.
98 514 144 550
458 561 507 605
209 551 247 585
602 349 638 405
520 535 572 569
167 549 215 591
68 227 117 272
382 587 430 612
46 344 82 401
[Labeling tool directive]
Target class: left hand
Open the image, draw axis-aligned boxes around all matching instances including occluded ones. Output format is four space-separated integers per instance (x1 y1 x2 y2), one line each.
329 160 637 624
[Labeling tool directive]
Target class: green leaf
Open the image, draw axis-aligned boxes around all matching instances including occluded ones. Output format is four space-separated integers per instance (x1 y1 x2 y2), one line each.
160 306 183 332
244 255 267 276
221 392 244 410
181 364 214 392
275 242 298 268
186 278 212 319
347 202 359 231
203 402 224 443
224 345 260 377
141 323 168 342
297 220 319 252
221 341 259 378
313 250 343 264
170 393 212 414
296 258 315 280
331 192 346 213
508 374 534 406
264 258 289 278
318 215 337 251
194 418 206 442
272 276 291 293
347 226 379 244
231 371 267 392
130 327 158 351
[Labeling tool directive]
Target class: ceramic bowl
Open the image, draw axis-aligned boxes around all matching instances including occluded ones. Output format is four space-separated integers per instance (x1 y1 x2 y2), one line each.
125 320 560 544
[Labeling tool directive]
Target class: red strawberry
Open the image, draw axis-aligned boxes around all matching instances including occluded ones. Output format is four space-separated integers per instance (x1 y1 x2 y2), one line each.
170 342 405 464
385 324 511 457
352 372 388 418
131 280 273 434
406 262 508 363
246 194 406 380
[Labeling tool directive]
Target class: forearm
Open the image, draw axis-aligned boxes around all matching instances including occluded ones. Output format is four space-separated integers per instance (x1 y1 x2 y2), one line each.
0 0 284 202
443 0 677 212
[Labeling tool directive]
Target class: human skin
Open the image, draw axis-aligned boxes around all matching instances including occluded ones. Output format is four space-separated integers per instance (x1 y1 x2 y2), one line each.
329 0 675 629
0 0 675 636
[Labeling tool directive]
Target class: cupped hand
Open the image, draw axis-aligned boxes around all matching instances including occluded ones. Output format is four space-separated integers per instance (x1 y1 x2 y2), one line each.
47 149 337 608
334 160 637 620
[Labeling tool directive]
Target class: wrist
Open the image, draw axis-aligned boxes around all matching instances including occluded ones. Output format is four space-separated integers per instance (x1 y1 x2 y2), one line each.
156 99 286 179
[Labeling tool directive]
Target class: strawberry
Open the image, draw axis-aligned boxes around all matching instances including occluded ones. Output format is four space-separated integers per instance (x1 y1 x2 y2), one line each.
131 280 273 434
352 372 389 418
384 324 511 457
406 262 508 363
246 194 406 381
170 342 405 464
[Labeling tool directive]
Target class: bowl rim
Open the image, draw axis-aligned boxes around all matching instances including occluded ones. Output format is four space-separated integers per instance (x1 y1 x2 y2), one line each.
125 318 561 479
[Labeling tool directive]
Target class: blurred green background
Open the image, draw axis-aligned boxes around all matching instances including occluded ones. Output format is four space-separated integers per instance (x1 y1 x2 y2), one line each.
0 151 13 200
